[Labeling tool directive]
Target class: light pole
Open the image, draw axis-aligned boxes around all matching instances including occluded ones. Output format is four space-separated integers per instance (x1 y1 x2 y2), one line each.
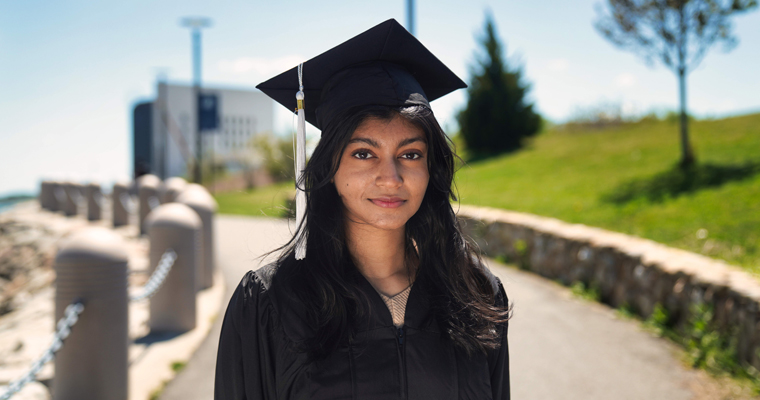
180 16 212 184
407 0 415 36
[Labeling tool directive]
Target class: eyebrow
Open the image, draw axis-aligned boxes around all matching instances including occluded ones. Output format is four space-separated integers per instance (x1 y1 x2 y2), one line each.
348 137 427 148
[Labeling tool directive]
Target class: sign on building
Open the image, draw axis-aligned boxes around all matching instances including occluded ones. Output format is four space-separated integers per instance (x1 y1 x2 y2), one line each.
198 93 219 131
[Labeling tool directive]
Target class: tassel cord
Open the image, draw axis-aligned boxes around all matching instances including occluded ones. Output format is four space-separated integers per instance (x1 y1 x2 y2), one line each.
295 63 307 260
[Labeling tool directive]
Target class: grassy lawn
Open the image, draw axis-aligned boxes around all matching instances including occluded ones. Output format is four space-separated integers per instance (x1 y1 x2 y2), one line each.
455 112 760 274
214 181 295 218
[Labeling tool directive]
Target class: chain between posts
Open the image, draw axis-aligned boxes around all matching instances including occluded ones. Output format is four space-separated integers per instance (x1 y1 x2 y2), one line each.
0 300 85 400
130 248 177 302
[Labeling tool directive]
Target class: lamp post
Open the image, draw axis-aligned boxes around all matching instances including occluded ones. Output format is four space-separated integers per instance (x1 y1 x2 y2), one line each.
180 16 212 184
407 0 415 36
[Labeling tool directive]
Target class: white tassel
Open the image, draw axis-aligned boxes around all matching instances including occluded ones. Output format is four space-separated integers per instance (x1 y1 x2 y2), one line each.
295 63 307 260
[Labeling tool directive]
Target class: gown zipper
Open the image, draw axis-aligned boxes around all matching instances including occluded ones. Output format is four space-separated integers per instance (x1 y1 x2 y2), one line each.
396 326 407 399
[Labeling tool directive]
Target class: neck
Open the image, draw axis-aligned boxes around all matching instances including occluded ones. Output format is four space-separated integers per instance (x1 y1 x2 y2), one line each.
345 220 411 296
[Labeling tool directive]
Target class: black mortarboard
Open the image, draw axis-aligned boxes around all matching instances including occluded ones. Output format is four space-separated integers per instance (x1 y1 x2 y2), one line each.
256 18 467 131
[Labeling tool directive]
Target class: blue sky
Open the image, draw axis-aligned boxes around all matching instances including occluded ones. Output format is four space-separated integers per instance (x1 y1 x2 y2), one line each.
1 0 758 196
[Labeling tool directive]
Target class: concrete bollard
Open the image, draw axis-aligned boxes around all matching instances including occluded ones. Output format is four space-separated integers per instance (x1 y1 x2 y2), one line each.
137 174 161 235
39 181 53 210
74 183 87 215
45 180 58 211
86 183 103 221
176 183 217 290
146 203 201 332
128 180 139 196
53 227 129 400
112 182 130 227
159 177 187 204
49 182 65 212
62 183 80 216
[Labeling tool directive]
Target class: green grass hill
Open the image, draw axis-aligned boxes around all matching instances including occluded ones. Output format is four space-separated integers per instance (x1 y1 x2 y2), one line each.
454 112 760 274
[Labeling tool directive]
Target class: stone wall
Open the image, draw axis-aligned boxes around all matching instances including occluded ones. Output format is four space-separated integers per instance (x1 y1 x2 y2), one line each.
457 205 760 369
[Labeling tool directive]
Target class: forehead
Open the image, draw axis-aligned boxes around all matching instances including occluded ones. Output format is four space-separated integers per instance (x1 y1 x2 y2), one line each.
350 115 425 142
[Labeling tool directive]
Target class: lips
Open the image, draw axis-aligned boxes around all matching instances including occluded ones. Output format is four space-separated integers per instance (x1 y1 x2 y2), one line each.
369 197 406 208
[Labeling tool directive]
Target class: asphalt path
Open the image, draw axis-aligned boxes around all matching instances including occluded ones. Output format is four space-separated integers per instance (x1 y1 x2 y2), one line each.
160 215 706 400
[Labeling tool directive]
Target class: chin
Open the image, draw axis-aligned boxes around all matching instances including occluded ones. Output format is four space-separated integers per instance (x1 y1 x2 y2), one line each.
358 210 414 231
371 219 409 231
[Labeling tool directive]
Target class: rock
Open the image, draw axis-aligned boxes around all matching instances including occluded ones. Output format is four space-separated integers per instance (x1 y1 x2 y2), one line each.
0 220 56 316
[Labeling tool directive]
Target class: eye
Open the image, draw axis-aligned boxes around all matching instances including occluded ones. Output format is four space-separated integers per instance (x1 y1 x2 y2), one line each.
351 150 374 160
401 152 423 160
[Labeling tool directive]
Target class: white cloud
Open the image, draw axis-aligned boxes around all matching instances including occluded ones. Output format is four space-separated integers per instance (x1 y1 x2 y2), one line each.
615 73 636 88
217 55 305 76
547 58 569 72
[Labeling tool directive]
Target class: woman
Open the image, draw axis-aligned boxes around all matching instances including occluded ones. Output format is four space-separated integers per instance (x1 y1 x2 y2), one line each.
215 19 511 400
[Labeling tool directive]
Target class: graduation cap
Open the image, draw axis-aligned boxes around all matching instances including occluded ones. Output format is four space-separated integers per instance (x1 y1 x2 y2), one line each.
256 18 466 260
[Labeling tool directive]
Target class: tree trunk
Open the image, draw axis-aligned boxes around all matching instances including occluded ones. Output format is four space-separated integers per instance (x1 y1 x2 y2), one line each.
678 67 696 169
676 3 695 170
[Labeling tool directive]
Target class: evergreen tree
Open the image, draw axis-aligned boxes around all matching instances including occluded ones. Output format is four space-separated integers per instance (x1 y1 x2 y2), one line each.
458 13 541 158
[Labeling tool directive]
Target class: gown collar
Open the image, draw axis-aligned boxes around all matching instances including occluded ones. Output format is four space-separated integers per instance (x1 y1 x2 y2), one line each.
352 267 437 332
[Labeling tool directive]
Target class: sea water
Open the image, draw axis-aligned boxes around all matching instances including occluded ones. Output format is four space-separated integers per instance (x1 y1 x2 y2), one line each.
0 199 26 214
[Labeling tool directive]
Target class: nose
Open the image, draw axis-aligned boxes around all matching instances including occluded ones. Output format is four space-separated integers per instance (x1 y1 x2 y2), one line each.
375 157 403 188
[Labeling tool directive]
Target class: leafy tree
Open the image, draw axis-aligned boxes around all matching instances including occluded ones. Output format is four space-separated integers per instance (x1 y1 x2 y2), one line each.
252 133 296 182
595 0 757 168
457 13 541 158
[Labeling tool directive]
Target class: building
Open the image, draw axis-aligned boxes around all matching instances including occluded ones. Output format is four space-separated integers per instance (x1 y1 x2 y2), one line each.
132 81 274 181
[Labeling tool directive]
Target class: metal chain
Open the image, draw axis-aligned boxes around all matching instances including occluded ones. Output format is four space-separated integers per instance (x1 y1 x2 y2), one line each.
130 249 177 302
0 300 85 400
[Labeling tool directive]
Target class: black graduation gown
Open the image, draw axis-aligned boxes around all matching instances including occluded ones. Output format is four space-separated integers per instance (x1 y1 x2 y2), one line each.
214 263 510 400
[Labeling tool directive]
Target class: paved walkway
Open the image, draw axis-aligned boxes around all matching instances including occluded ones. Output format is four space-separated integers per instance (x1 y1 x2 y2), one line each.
161 215 725 400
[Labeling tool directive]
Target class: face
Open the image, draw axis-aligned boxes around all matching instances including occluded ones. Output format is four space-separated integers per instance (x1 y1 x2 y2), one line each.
333 115 429 233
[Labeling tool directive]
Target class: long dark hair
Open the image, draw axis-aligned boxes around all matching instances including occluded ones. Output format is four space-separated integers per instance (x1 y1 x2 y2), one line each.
270 104 511 360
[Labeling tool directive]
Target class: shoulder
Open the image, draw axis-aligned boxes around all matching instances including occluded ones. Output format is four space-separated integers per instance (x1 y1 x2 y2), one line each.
247 260 315 343
236 259 305 317
230 263 278 310
253 261 277 290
